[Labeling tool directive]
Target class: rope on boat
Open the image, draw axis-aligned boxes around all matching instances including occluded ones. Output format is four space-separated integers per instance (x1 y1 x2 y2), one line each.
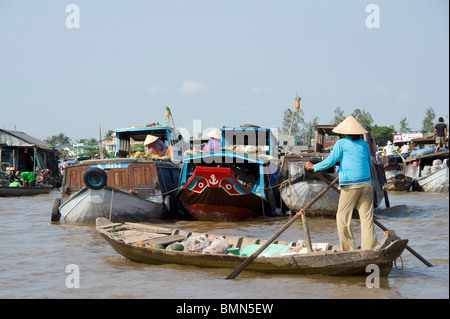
394 256 404 270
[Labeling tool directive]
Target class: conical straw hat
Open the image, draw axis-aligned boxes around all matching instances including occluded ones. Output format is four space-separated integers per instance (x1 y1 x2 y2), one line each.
206 129 221 140
144 134 159 145
332 115 368 135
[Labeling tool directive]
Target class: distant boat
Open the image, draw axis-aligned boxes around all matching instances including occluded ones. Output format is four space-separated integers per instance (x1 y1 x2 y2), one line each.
177 126 281 221
383 157 413 192
0 185 54 197
413 165 449 193
52 125 185 223
404 138 449 193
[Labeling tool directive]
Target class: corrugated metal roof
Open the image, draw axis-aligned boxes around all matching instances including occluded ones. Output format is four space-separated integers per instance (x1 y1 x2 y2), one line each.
0 129 55 150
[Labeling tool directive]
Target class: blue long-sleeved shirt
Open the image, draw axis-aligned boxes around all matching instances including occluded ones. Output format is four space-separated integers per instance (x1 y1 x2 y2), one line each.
313 136 372 186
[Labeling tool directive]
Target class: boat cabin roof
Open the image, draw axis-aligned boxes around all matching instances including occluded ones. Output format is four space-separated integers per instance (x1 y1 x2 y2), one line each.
409 137 438 148
313 124 372 153
115 126 175 143
220 126 278 159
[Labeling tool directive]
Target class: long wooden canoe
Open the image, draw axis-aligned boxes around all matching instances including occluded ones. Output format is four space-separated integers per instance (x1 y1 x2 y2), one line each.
0 185 54 197
96 217 408 276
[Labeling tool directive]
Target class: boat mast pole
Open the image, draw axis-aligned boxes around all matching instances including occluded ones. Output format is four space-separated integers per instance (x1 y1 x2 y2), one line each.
276 92 298 185
98 96 104 159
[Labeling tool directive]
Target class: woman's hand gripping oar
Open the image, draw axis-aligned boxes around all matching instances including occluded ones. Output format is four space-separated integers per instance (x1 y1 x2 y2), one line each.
225 175 340 280
312 170 433 267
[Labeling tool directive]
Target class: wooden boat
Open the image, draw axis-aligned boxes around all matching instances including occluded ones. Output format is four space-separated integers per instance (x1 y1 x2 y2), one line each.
279 124 388 216
0 184 54 197
279 166 340 216
52 125 185 223
383 157 413 192
96 217 409 277
177 126 281 221
383 171 413 192
412 164 449 193
404 138 449 193
0 129 62 187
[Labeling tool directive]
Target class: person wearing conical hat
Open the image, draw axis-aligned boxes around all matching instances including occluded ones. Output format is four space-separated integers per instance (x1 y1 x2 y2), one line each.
203 129 222 152
144 134 173 158
303 115 378 251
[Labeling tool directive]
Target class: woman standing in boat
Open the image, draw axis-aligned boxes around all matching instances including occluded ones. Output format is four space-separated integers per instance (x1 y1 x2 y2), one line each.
304 116 378 252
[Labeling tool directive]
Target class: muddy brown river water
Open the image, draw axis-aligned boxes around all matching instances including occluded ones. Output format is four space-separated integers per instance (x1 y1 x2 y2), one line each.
0 191 448 301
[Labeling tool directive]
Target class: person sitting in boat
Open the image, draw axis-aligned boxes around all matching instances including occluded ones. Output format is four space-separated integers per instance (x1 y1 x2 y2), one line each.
144 135 173 159
383 141 394 161
21 171 36 187
400 143 410 159
203 129 222 152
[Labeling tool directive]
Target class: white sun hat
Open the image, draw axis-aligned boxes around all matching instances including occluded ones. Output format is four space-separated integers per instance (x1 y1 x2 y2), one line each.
332 115 368 135
206 129 221 140
144 135 159 145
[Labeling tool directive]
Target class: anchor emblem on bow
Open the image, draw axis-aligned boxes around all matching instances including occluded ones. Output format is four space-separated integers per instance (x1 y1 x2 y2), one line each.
209 174 219 185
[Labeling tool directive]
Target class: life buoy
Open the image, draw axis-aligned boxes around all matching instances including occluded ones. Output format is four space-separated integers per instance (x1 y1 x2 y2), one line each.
83 167 107 190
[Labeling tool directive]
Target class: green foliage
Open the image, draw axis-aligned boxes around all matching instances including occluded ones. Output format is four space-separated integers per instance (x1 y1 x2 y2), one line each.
371 124 395 146
131 144 145 153
45 133 71 146
104 129 115 140
333 107 345 124
304 116 319 146
422 107 436 135
281 108 304 135
399 117 410 133
351 108 373 126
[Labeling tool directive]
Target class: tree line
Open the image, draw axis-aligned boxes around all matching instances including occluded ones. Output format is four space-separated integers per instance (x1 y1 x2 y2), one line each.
44 130 115 158
281 106 443 146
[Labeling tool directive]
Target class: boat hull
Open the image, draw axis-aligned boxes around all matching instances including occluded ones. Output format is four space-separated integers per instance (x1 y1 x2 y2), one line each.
56 159 181 223
383 170 413 192
280 180 339 216
0 186 53 197
178 189 262 221
59 186 165 223
96 218 408 277
414 166 449 193
178 166 265 221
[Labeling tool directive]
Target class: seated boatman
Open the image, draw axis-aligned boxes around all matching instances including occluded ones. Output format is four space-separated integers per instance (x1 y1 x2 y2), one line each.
203 129 222 152
144 135 173 159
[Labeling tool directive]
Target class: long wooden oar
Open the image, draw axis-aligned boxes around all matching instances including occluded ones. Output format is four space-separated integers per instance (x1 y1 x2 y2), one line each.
312 170 433 267
226 175 339 280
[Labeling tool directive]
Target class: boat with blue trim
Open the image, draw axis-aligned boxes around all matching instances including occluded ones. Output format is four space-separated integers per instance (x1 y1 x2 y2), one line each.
177 125 283 221
52 125 186 223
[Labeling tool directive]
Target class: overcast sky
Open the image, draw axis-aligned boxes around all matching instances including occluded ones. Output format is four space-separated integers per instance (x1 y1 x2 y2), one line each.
0 0 448 142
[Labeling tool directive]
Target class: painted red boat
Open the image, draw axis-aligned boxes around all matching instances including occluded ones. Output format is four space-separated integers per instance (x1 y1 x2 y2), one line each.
177 126 282 221
178 166 264 221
